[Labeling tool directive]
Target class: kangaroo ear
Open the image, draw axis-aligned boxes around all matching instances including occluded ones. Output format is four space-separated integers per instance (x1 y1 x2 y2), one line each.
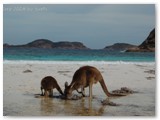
65 82 68 88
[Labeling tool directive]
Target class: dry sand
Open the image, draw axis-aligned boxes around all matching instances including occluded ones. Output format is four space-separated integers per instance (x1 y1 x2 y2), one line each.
3 62 155 116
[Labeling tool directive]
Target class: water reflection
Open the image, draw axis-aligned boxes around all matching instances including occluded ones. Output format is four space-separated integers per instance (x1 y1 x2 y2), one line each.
74 98 105 116
40 97 55 115
39 96 105 116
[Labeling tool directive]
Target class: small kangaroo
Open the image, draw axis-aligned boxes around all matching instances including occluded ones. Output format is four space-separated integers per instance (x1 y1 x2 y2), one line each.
41 76 63 97
64 66 125 99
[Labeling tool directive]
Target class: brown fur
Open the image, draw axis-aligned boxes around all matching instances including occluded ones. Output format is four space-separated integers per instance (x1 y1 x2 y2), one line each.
64 66 125 99
41 76 63 97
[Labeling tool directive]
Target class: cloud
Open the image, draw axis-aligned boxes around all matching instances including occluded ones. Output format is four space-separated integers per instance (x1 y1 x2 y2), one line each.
3 4 155 49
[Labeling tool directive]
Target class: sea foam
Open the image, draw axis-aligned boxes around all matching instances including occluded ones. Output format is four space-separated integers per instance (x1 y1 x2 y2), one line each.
3 60 155 65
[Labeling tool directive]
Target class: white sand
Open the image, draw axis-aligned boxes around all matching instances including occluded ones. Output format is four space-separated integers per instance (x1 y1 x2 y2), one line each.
3 62 155 116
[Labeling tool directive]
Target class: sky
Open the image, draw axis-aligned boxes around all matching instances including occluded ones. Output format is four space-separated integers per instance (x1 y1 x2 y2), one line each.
3 4 155 49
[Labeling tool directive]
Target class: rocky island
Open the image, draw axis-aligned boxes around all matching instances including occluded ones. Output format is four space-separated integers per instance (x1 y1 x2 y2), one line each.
3 39 89 49
103 43 136 51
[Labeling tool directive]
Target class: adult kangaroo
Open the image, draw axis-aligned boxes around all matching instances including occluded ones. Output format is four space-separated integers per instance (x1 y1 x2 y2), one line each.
64 66 125 99
41 76 63 97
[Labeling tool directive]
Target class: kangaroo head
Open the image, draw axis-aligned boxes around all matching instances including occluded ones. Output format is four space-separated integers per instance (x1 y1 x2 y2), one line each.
64 82 74 99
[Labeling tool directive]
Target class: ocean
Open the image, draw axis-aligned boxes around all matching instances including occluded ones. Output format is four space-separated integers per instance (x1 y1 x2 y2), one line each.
3 48 155 63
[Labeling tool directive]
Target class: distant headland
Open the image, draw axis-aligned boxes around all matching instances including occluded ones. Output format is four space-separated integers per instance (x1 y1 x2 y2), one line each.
4 28 155 52
125 28 155 52
103 28 155 52
3 39 89 50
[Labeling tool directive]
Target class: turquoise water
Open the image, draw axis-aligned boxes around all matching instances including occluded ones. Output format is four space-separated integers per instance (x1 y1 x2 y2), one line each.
3 48 155 62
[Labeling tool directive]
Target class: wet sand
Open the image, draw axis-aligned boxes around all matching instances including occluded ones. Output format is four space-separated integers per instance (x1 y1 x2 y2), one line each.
3 62 155 116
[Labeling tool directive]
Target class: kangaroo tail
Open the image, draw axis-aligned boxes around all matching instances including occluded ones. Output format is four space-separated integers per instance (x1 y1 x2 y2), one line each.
99 79 112 97
99 79 126 97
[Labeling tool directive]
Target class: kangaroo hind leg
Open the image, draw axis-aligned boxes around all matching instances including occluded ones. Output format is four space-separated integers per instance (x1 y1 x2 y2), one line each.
89 83 93 99
41 87 44 96
44 90 48 97
49 89 53 97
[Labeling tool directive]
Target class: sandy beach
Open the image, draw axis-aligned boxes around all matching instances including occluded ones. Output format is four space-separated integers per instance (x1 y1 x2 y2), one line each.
3 62 155 116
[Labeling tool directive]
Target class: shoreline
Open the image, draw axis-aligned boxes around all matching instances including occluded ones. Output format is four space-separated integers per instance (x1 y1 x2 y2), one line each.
3 60 155 65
